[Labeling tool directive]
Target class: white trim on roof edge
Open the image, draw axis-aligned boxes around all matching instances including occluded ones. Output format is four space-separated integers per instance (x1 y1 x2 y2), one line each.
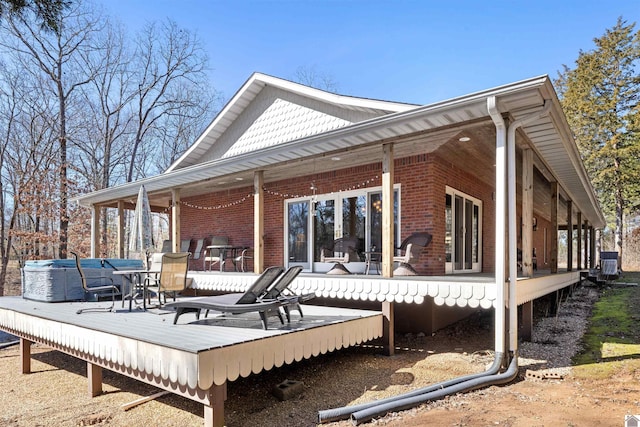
166 72 417 172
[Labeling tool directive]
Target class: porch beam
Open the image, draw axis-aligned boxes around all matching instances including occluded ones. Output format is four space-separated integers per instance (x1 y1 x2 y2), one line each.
567 200 573 272
171 189 181 253
576 211 582 270
91 205 100 258
381 143 395 278
117 200 125 259
254 171 265 273
550 182 558 274
522 148 534 277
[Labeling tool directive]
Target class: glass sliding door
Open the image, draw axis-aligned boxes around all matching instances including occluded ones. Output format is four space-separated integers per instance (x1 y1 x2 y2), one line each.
342 195 366 252
285 186 400 272
369 191 399 252
287 200 310 269
445 187 482 273
313 199 335 263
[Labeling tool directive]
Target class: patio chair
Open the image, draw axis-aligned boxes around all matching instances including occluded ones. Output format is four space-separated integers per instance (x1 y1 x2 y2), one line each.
233 247 253 272
145 252 191 306
72 252 120 314
320 236 360 275
180 238 194 253
191 237 207 260
204 236 229 271
166 266 286 329
393 231 432 276
160 239 171 252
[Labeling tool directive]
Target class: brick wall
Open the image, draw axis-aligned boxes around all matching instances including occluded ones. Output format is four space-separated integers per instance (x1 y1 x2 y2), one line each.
180 154 496 274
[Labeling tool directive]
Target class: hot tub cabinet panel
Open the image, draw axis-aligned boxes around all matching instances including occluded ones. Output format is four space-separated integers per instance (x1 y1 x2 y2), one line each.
21 259 144 302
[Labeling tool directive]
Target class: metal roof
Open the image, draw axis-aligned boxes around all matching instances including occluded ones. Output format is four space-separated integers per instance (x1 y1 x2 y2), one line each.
73 74 605 229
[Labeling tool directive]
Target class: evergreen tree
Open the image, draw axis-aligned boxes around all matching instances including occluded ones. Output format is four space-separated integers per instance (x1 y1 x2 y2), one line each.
556 17 640 266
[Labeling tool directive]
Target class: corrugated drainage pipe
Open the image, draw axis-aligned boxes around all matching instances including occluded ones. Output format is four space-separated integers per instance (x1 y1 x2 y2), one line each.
317 351 504 424
350 352 519 425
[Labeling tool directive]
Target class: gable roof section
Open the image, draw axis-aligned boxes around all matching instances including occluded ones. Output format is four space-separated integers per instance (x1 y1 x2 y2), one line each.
167 72 417 171
74 74 606 229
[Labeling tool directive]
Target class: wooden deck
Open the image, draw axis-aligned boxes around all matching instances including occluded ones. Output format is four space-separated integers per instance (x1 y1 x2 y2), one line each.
0 296 381 427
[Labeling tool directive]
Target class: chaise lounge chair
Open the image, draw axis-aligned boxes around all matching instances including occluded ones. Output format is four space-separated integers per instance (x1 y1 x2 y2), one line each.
166 265 311 329
166 265 284 328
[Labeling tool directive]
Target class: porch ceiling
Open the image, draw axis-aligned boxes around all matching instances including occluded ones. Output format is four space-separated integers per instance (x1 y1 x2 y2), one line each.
73 75 605 229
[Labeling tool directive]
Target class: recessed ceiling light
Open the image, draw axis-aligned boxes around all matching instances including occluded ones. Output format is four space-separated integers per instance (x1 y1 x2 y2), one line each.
235 177 243 181
458 136 471 142
331 156 341 161
218 181 226 185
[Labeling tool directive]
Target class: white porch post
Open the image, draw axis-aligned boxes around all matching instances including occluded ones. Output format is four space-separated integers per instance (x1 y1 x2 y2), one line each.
550 182 559 274
381 143 395 278
254 171 264 273
577 211 582 270
567 200 573 272
381 143 395 356
90 205 100 258
522 148 534 277
171 188 181 253
117 200 125 259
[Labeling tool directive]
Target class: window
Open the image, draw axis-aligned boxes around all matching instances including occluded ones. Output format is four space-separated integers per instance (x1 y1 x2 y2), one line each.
445 187 482 274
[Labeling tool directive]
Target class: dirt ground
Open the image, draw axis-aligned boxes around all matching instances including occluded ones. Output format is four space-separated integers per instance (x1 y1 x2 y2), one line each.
1 269 639 426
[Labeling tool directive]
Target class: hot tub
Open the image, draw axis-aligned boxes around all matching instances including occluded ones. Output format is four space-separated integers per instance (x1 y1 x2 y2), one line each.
22 258 144 302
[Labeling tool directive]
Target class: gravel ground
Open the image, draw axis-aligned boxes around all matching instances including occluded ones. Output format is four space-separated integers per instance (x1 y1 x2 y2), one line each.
0 279 608 426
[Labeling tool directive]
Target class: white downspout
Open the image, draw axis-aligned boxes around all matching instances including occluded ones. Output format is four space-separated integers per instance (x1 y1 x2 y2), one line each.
487 96 506 357
506 100 551 353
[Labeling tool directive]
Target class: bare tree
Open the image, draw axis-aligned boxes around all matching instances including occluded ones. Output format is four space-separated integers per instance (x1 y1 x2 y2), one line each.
2 3 103 259
294 64 339 93
127 19 214 182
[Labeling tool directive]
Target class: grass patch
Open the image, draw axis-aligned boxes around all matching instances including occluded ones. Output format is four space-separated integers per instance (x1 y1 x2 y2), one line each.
573 273 640 379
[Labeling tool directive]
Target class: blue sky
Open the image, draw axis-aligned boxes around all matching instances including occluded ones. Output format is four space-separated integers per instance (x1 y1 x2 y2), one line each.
101 0 639 105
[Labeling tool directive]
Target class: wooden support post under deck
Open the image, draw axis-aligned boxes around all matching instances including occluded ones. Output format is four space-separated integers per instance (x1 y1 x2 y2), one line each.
522 148 534 277
382 301 395 357
520 301 533 342
550 182 558 274
87 362 103 397
20 338 32 374
566 200 573 271
117 200 125 259
203 383 227 427
576 211 582 270
171 189 181 253
254 171 264 273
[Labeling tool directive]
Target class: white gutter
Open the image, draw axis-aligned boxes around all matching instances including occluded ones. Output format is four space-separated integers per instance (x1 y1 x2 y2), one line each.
506 100 551 353
487 96 506 356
